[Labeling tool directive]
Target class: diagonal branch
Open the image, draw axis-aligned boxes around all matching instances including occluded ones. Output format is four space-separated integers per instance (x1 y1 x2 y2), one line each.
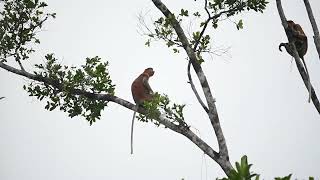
151 0 233 175
0 61 221 163
302 0 320 60
276 0 320 114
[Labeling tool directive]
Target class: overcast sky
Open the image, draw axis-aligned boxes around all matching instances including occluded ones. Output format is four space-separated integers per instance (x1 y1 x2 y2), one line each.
1 0 320 179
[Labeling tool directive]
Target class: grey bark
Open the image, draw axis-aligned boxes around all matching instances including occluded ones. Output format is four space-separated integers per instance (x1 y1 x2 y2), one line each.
303 0 320 60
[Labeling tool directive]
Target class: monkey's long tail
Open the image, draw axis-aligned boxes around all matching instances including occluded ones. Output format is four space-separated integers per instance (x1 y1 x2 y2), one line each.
301 57 311 103
130 107 138 154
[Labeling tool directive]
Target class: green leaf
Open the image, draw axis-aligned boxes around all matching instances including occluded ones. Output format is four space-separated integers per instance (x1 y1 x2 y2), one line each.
236 19 243 30
179 9 189 17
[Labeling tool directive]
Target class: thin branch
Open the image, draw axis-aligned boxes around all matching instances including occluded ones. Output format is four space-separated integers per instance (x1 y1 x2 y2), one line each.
276 0 320 114
0 61 221 164
16 59 26 71
193 2 245 51
302 0 320 60
187 61 209 113
151 0 233 175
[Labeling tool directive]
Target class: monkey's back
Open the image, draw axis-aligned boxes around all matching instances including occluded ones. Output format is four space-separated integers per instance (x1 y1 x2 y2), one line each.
131 74 152 104
293 23 308 58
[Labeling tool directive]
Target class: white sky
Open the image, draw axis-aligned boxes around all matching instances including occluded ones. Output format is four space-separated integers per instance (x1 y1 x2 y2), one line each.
1 0 320 179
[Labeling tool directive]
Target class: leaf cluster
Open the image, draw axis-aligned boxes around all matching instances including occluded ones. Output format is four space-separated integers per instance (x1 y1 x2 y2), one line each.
24 54 115 125
208 0 268 15
146 14 182 54
144 0 268 62
218 155 315 180
221 155 259 180
0 0 55 62
137 92 187 127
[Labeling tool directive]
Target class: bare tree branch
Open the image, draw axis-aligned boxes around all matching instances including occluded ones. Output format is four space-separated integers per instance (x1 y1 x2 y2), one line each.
151 0 233 175
302 0 320 60
276 0 320 114
187 61 209 113
16 59 26 71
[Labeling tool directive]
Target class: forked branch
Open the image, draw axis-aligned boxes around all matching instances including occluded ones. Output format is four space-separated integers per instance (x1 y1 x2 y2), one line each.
151 0 233 175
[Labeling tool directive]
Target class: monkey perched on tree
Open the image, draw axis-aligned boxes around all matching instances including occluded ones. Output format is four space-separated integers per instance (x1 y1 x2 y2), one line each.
279 20 311 102
130 67 155 154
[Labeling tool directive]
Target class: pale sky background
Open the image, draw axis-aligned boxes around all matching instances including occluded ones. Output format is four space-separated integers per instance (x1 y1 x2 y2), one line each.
1 0 320 179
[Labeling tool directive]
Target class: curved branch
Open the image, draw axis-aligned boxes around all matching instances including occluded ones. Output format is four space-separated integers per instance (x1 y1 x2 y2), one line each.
276 0 320 114
0 61 221 164
151 0 233 175
302 0 320 60
187 61 209 113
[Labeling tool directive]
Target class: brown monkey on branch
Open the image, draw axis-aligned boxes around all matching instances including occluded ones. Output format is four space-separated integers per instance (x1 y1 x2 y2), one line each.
130 67 155 154
279 20 311 102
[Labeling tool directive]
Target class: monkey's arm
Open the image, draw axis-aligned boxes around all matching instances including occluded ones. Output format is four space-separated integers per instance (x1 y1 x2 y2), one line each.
142 76 153 94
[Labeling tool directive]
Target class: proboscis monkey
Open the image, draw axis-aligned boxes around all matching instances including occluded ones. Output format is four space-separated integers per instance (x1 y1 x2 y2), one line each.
130 68 155 154
279 20 311 102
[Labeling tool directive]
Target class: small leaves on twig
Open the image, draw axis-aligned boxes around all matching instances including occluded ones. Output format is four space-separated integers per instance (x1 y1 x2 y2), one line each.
24 54 115 125
137 92 187 127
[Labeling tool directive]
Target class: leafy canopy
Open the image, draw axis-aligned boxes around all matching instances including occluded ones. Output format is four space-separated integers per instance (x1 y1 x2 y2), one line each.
0 0 55 62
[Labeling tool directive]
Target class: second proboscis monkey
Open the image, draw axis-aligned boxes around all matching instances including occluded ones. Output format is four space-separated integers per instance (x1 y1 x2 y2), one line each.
279 20 311 102
130 67 155 154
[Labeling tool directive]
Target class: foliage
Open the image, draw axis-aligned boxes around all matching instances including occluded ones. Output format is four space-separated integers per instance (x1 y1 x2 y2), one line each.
274 174 292 180
23 54 115 125
137 92 187 127
218 155 258 180
0 0 55 62
144 0 268 62
218 156 315 180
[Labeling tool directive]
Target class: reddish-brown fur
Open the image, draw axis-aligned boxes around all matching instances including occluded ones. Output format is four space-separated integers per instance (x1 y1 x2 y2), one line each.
287 20 308 59
131 68 154 105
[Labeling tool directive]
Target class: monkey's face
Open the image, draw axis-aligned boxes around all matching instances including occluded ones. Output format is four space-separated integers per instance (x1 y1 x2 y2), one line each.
145 68 154 77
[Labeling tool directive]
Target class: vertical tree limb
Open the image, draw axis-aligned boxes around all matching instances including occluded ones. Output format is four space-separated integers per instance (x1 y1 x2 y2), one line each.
302 0 320 60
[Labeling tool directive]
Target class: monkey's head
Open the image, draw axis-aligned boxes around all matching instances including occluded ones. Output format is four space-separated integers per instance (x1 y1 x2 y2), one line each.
287 20 295 27
144 67 154 77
